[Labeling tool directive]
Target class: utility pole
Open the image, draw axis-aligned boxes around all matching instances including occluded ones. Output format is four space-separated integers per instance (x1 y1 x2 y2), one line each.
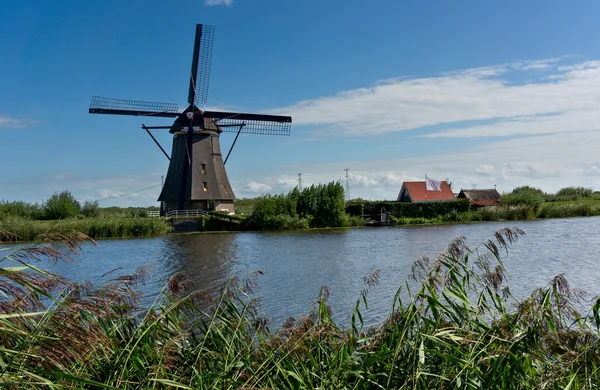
298 173 303 191
344 168 350 200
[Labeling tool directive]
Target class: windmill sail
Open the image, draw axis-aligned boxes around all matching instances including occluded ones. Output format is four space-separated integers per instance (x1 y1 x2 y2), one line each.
89 23 292 215
188 24 215 107
89 96 179 117
205 111 292 136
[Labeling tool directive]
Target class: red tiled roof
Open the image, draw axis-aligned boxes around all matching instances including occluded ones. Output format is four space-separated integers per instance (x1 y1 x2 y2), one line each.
399 181 456 202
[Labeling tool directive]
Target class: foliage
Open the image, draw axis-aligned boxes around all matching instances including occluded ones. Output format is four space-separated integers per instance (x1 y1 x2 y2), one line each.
556 186 594 198
0 200 45 220
0 217 172 241
234 197 260 215
545 186 598 202
196 211 245 231
537 201 600 219
500 186 545 208
347 199 471 219
245 182 347 230
43 190 81 220
99 206 149 218
4 228 600 388
81 200 100 218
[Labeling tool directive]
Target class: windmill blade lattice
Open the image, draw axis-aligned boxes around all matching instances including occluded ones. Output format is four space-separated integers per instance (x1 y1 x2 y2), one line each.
188 24 215 107
89 96 179 117
205 111 292 136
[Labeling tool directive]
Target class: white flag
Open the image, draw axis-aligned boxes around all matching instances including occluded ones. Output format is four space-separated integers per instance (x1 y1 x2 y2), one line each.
426 176 442 191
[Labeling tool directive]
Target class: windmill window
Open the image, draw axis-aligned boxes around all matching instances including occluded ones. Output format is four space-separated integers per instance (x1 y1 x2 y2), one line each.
201 164 206 174
203 182 208 192
223 185 228 195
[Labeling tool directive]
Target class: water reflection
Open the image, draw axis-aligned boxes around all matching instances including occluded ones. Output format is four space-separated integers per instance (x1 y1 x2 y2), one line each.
159 233 239 293
37 217 600 329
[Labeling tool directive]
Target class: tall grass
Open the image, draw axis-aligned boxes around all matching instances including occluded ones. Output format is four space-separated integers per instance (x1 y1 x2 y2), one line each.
0 217 172 242
2 227 600 388
537 201 600 219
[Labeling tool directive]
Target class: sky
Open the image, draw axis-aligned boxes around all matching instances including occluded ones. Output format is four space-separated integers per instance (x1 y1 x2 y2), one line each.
3 0 600 206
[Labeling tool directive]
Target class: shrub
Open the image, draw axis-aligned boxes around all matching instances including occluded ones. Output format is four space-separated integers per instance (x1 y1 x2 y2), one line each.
0 200 44 220
44 191 81 220
81 200 100 218
347 200 471 219
245 182 347 230
500 186 545 208
556 186 594 198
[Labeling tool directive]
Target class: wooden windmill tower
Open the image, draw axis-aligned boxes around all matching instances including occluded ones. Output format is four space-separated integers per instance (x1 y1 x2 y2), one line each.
89 24 292 214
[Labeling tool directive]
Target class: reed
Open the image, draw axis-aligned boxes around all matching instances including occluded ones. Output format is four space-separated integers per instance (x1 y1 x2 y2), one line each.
0 217 172 242
2 227 600 389
537 201 600 219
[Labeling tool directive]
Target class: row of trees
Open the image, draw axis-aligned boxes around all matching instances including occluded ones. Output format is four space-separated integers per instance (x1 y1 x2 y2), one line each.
245 182 349 229
0 191 157 220
0 191 98 220
500 186 598 207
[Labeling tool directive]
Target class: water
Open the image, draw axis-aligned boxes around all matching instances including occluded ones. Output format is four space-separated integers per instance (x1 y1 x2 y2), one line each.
29 217 600 327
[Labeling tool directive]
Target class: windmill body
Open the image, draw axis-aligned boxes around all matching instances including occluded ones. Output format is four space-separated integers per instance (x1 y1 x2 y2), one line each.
158 111 235 213
89 25 291 215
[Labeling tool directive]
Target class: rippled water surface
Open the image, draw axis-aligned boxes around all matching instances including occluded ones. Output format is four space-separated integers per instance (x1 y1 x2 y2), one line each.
43 217 600 326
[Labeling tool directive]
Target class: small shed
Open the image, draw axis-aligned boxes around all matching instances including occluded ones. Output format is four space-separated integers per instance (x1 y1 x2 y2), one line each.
457 189 501 206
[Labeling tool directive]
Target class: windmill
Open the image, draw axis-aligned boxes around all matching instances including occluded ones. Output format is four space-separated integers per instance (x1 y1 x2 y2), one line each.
89 24 292 215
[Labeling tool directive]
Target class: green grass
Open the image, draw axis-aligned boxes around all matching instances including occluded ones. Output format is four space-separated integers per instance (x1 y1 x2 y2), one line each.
0 217 172 241
3 227 600 388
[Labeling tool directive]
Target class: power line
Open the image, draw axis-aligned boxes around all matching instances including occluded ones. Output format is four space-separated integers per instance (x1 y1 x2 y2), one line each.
95 183 162 202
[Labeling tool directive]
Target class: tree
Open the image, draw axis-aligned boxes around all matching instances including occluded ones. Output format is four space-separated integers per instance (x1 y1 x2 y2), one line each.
556 186 593 198
500 186 545 207
44 191 81 220
81 200 100 218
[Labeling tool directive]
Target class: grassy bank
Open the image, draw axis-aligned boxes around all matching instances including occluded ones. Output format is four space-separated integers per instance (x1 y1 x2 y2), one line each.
0 216 172 241
359 200 600 227
2 228 600 388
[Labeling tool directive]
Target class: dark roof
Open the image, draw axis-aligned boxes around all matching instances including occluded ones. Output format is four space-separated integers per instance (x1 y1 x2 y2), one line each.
457 189 501 205
397 181 456 202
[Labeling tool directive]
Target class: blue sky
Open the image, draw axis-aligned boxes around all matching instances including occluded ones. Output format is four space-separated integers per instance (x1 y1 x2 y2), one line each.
3 0 600 206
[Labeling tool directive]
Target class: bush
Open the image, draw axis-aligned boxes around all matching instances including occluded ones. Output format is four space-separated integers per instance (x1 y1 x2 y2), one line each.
245 182 347 230
44 191 81 220
81 200 100 218
0 201 44 220
556 186 594 198
346 200 471 219
537 202 600 218
500 186 545 208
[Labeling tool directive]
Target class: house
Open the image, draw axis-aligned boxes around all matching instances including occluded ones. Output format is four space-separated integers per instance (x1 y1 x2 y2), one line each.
396 181 456 202
457 189 501 206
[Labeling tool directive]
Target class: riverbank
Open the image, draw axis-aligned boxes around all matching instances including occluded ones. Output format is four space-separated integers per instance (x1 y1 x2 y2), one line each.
4 198 600 242
2 227 600 388
0 216 172 241
357 199 600 226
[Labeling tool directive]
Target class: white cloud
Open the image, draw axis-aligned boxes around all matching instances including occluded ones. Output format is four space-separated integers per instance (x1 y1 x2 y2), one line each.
0 172 164 207
204 0 233 6
270 58 600 139
232 126 600 199
245 180 271 194
0 115 35 129
99 189 125 198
